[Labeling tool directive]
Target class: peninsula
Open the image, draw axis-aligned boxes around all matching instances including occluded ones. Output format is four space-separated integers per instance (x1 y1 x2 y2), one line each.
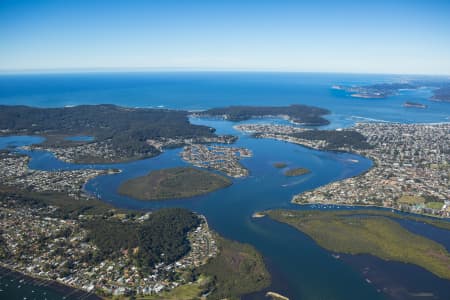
194 104 330 126
266 209 450 280
118 167 232 200
333 80 450 102
0 105 234 163
180 144 252 178
332 83 417 99
0 184 270 299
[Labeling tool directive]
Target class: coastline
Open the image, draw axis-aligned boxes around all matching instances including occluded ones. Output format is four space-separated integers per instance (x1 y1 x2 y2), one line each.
289 202 450 222
0 265 101 300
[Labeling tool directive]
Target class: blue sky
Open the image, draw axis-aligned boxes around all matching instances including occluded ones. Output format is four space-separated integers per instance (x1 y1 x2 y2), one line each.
1 0 450 74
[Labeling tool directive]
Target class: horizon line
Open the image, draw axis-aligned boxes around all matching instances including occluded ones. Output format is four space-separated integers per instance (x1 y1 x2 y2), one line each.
1 67 450 78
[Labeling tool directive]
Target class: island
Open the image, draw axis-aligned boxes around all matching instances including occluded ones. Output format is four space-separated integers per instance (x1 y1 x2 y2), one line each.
284 167 310 177
403 101 427 108
118 167 232 200
0 104 235 164
333 80 450 103
266 209 450 280
273 162 288 168
431 85 450 102
194 104 331 126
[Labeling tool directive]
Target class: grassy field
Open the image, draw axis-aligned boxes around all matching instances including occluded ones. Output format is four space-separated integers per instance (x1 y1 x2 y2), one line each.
284 167 310 177
330 209 450 231
426 202 444 210
397 195 425 205
266 209 450 280
196 234 271 300
118 167 232 200
139 276 209 300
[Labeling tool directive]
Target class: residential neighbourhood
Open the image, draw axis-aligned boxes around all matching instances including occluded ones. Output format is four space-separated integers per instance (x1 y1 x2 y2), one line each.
0 197 217 297
238 122 450 217
180 144 252 178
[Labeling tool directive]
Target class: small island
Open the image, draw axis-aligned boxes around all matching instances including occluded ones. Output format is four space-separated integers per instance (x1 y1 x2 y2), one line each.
403 101 427 109
273 162 288 169
118 167 232 200
284 167 310 177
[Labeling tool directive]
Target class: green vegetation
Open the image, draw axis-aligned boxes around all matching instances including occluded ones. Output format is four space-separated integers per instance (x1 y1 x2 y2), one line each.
266 209 450 280
85 208 200 271
138 234 271 300
284 167 310 177
398 194 425 205
140 275 210 300
290 129 372 150
198 104 330 125
0 184 199 271
273 162 287 169
118 167 232 200
426 202 444 210
0 104 216 162
0 185 271 298
0 184 116 219
196 234 271 300
306 209 450 231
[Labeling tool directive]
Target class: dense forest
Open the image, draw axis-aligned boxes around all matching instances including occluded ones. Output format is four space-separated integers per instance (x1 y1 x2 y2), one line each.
84 208 200 271
290 130 372 150
197 104 330 125
0 104 216 159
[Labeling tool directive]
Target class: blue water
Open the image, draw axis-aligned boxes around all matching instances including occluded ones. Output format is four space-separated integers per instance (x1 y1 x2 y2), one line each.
0 72 450 300
1 72 449 125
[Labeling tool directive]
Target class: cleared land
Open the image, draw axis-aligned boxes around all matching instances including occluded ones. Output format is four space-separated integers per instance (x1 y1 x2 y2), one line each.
266 209 450 280
284 167 310 177
118 167 232 200
397 195 426 205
